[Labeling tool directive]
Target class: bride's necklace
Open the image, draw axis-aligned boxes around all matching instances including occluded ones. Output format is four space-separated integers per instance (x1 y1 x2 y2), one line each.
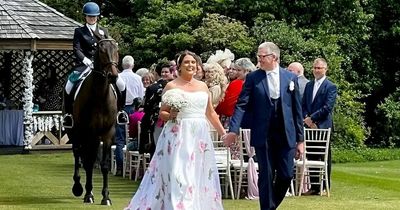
179 77 193 85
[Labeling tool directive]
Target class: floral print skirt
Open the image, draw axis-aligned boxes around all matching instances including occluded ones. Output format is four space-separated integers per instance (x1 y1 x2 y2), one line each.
124 117 224 210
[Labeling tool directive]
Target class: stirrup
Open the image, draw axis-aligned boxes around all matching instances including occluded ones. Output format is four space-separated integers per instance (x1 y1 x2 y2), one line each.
116 111 129 125
62 114 74 129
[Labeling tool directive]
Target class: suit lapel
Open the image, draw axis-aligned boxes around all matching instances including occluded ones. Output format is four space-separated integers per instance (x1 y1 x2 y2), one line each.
279 68 288 98
312 80 326 106
260 70 272 104
308 80 315 106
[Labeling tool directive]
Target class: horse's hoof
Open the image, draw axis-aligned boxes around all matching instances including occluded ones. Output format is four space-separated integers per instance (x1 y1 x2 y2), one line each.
101 199 112 206
83 194 94 203
72 183 83 196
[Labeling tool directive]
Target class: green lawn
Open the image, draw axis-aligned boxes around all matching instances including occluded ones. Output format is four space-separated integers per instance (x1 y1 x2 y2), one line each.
0 152 399 210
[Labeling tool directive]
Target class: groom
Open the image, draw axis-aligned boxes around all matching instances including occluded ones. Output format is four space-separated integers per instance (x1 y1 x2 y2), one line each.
223 42 304 210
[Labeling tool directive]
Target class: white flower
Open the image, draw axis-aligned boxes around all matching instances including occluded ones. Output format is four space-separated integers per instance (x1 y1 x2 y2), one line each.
289 81 295 91
99 30 104 36
162 89 188 123
162 90 188 111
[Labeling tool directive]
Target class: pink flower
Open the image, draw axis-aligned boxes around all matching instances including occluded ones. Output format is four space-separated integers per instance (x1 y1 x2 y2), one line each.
171 124 179 134
214 191 221 202
176 201 185 210
190 152 195 161
199 141 207 153
189 186 193 195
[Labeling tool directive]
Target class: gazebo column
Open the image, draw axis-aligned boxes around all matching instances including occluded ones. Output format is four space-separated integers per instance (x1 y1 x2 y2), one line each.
22 50 34 149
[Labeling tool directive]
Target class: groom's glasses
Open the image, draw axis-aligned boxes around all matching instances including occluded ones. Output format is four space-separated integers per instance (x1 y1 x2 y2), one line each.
257 53 274 59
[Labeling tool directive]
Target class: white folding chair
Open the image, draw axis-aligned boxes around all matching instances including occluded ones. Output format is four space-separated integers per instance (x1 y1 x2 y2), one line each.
210 128 235 199
231 128 259 199
127 121 151 180
296 128 331 197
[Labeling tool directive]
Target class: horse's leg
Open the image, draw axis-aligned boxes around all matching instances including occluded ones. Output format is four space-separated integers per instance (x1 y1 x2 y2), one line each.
72 143 83 196
100 139 112 205
82 143 97 204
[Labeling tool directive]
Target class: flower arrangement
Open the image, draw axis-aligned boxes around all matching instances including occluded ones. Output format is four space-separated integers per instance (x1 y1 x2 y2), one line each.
162 89 188 123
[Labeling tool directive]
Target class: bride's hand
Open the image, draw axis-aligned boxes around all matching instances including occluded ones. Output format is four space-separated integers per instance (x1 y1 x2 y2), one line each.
222 132 237 147
169 109 179 120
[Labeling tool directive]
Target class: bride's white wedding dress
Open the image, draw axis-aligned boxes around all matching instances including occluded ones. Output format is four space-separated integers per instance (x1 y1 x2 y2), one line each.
125 88 223 210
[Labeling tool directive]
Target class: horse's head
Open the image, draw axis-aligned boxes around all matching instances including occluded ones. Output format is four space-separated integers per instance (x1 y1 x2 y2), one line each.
94 39 119 80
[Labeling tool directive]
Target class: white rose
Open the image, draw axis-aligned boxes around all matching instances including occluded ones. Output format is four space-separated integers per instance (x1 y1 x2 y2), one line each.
289 81 295 91
99 30 105 36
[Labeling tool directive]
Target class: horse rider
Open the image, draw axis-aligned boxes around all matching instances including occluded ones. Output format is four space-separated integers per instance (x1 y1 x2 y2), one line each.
63 2 128 128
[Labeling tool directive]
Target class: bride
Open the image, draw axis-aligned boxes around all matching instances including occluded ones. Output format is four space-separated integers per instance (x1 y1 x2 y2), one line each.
124 50 226 210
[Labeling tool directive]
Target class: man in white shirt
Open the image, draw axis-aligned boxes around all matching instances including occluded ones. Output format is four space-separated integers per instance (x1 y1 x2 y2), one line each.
115 55 145 176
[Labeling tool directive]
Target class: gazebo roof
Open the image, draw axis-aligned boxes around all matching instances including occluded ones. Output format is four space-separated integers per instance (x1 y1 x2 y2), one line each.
0 0 82 50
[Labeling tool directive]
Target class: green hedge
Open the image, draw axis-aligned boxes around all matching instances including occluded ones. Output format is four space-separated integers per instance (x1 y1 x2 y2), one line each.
332 148 400 163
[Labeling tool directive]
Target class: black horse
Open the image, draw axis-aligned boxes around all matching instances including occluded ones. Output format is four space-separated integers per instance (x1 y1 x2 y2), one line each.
67 39 119 205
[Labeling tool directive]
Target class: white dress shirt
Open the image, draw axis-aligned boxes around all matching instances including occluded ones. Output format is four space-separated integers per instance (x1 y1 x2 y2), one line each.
312 75 326 101
266 67 280 99
119 69 145 105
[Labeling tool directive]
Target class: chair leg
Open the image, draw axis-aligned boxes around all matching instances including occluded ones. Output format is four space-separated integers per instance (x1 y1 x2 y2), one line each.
297 166 305 196
134 155 142 181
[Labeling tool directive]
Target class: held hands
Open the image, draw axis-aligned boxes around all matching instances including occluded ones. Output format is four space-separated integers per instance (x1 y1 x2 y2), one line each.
295 141 304 160
82 57 94 69
222 132 238 147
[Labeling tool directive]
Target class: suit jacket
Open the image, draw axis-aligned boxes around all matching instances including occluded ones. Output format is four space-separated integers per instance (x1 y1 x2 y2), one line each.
73 25 109 67
302 78 337 129
298 75 309 100
229 67 303 148
139 79 168 154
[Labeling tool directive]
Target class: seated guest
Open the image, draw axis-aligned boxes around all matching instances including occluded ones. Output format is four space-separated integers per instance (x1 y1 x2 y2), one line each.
129 97 145 139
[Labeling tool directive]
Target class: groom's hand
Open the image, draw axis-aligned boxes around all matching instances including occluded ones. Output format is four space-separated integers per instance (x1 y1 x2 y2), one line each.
222 132 237 147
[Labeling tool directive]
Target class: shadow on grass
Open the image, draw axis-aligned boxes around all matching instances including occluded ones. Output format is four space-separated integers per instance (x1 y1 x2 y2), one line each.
0 196 72 205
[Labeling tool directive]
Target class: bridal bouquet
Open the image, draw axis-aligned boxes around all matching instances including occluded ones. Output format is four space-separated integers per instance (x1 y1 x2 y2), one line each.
162 90 189 123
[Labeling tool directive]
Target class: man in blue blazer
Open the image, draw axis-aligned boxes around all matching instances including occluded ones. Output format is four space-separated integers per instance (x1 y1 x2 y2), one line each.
302 58 337 195
224 42 304 210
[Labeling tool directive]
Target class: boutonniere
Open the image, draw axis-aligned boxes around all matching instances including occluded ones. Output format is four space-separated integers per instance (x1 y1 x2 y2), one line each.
289 81 295 91
99 29 105 36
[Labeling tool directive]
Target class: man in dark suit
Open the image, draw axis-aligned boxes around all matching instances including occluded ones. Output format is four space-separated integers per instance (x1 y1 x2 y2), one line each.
302 58 337 195
139 62 170 158
224 42 304 210
63 2 127 128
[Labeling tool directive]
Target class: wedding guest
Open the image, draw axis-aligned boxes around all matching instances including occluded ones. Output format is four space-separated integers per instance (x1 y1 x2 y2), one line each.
194 55 205 81
203 62 228 108
136 68 149 77
288 62 309 100
125 50 226 210
141 72 155 89
302 58 337 196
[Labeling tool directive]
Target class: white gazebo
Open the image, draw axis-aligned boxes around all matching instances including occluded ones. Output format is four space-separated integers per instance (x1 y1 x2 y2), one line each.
0 0 82 150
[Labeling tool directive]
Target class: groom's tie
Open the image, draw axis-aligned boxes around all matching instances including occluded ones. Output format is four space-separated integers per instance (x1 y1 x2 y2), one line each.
267 71 279 99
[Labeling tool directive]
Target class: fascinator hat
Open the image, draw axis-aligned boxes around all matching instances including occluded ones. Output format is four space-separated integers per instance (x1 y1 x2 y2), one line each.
206 48 235 69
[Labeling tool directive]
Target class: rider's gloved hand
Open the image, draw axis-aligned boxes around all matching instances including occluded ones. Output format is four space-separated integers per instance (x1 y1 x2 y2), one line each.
82 57 94 68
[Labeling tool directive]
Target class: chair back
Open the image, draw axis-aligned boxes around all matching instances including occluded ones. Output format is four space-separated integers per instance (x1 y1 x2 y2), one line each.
303 128 331 162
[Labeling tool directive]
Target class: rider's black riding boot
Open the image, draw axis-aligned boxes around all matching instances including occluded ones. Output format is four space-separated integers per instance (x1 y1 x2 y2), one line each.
63 90 74 128
116 88 128 125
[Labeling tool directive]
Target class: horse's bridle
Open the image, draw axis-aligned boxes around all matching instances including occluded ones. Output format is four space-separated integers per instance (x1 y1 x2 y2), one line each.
98 39 119 68
94 39 119 78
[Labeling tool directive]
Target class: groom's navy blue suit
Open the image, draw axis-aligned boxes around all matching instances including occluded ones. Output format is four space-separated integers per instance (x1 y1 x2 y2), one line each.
229 67 303 210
